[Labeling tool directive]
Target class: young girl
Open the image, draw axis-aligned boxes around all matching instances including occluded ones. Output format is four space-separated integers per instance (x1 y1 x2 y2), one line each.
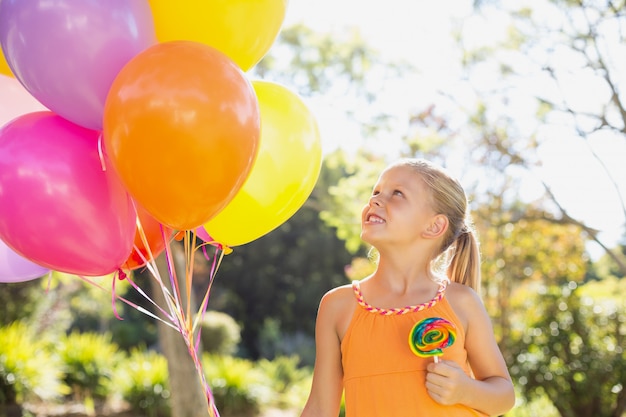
301 158 515 416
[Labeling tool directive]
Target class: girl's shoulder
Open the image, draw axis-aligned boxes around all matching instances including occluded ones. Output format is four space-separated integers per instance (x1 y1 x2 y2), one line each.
320 283 357 312
319 283 359 340
444 282 486 331
445 281 481 301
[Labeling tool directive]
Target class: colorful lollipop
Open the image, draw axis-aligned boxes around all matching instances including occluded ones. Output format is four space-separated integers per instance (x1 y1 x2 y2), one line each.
409 317 456 362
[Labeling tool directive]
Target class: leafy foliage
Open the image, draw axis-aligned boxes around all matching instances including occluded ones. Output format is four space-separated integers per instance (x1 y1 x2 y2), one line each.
203 354 270 416
510 280 626 417
115 348 170 417
0 321 67 405
256 355 312 409
57 331 124 402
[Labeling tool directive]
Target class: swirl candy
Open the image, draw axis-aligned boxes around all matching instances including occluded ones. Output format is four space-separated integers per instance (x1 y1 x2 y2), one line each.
409 317 456 361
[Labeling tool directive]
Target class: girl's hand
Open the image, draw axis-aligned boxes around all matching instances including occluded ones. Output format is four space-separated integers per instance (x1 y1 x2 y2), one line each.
425 360 470 406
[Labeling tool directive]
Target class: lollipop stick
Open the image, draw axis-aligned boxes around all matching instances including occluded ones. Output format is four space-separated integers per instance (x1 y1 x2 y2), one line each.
434 356 440 364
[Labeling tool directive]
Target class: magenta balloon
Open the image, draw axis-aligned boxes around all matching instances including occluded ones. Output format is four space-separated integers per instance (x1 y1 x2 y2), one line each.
0 0 156 130
195 227 213 243
0 111 137 276
0 239 49 283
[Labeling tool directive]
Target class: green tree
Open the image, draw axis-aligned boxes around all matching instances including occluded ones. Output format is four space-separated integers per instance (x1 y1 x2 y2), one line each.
456 0 626 273
510 279 626 417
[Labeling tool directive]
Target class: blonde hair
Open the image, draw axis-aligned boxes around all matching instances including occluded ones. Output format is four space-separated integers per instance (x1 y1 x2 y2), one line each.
390 158 481 292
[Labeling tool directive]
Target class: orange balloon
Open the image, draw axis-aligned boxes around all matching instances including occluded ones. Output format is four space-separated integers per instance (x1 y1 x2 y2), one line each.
123 204 174 271
103 41 260 230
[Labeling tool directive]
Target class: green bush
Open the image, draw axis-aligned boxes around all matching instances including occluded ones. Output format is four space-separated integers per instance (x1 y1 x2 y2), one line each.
0 321 66 405
57 331 124 403
198 311 241 355
510 282 626 416
115 348 170 417
203 353 270 416
256 355 312 409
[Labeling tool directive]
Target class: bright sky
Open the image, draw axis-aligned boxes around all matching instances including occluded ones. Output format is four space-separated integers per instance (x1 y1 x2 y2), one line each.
283 0 471 154
284 0 626 256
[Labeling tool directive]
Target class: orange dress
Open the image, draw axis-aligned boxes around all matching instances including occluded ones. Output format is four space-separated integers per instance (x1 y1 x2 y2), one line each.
340 280 488 417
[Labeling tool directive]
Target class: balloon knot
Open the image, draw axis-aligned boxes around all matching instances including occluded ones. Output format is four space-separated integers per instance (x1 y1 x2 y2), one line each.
117 269 128 281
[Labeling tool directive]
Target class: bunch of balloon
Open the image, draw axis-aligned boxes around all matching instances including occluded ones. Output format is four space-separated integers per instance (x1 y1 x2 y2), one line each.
1 1 294 415
204 81 322 248
0 0 160 277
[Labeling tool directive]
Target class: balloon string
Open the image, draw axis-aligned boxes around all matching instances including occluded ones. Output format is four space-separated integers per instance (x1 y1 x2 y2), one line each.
97 133 107 171
168 232 221 417
111 272 124 320
162 226 184 322
45 270 53 294
185 230 195 331
120 215 179 325
124 274 177 323
111 228 223 415
133 207 157 270
192 243 225 351
129 210 181 311
179 322 220 417
76 274 177 331
128 241 178 312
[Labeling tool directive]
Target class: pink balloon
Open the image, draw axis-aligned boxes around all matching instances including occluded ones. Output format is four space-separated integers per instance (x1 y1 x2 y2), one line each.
195 227 213 243
0 111 137 276
0 238 49 283
0 0 156 130
0 74 47 126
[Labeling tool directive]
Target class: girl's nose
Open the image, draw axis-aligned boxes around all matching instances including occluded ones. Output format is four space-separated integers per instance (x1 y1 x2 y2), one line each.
370 194 383 207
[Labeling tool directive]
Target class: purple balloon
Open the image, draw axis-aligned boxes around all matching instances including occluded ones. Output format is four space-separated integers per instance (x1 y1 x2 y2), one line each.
0 0 156 130
0 111 137 276
0 238 49 283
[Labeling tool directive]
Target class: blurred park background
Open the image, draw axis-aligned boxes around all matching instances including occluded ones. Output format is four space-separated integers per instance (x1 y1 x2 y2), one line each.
1 1 625 417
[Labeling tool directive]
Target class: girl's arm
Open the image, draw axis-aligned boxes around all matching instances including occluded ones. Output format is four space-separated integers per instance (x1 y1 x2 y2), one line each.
427 285 515 416
300 290 345 417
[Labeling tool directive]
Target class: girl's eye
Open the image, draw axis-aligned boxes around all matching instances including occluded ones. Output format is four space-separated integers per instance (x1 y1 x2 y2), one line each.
393 190 403 196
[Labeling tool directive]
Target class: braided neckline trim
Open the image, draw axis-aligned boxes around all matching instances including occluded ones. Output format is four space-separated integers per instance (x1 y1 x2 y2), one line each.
352 280 446 316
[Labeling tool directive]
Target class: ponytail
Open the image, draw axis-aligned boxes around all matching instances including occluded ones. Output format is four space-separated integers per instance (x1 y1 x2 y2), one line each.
448 229 481 293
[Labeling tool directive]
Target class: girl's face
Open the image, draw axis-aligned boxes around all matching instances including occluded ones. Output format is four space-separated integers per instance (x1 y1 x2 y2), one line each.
361 165 438 247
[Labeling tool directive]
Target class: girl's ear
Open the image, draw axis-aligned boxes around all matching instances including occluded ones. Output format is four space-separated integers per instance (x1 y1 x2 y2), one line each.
422 214 448 239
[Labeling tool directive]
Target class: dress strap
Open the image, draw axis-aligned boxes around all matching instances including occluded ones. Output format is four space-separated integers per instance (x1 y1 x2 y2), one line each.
351 280 446 316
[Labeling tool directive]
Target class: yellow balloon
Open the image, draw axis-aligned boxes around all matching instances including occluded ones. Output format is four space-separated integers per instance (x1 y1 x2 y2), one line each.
0 45 13 77
205 80 322 247
148 0 288 71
